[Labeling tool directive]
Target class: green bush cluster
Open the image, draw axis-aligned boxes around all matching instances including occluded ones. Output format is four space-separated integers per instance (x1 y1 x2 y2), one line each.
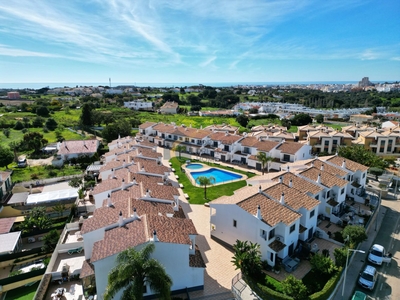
309 268 342 300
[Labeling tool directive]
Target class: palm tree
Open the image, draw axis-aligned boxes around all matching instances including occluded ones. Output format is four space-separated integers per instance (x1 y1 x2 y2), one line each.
195 176 216 199
173 144 186 158
231 240 262 278
104 243 172 300
256 152 273 175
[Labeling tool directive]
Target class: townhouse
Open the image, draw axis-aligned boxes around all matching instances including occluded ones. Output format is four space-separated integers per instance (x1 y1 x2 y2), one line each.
138 122 312 170
77 139 205 299
53 139 100 166
210 179 319 266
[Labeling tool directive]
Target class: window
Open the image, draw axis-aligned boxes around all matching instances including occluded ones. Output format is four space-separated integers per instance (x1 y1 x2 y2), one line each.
363 173 366 178
290 224 296 233
224 145 230 151
233 220 237 227
244 147 250 154
333 139 338 145
351 188 354 194
315 195 319 200
213 141 218 147
269 228 275 239
310 210 315 218
341 188 345 195
283 154 290 162
326 191 330 198
324 140 329 146
260 229 266 240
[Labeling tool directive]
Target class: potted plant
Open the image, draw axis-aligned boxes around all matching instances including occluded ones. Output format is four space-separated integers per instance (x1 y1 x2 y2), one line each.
274 263 281 274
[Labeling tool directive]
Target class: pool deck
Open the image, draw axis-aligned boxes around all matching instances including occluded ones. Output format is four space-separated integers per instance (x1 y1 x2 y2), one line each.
182 162 247 186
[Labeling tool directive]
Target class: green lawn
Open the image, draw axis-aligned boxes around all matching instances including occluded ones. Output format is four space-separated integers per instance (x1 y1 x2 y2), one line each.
7 165 83 183
4 281 40 300
170 157 256 204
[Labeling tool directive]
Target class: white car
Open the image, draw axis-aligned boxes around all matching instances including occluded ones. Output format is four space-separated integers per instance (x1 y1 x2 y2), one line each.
368 244 392 265
358 265 378 290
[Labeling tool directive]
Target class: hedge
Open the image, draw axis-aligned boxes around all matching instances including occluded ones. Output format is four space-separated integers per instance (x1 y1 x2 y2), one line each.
0 268 45 286
245 277 293 300
309 268 343 300
0 247 43 263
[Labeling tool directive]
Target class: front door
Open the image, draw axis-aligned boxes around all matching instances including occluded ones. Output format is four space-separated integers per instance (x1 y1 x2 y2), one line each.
241 157 247 164
289 243 294 257
256 163 261 170
308 228 313 241
210 151 214 157
221 155 226 162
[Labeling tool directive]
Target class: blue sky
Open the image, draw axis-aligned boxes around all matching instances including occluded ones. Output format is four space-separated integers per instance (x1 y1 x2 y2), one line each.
0 0 399 85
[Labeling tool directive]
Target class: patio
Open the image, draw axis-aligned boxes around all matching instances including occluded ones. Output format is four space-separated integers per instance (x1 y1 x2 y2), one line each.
46 281 85 300
266 237 342 281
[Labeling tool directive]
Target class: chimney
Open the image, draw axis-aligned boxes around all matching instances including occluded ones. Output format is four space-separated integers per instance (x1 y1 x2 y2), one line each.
107 193 112 207
152 230 159 242
317 173 322 184
258 185 262 194
289 179 293 188
141 165 145 172
122 159 126 168
111 168 116 179
152 147 156 152
280 192 285 204
311 161 314 167
174 195 180 211
279 176 283 184
121 178 126 190
146 189 151 198
342 160 346 169
286 165 290 171
118 211 124 227
255 205 262 219
132 208 140 219
320 164 324 171
132 176 137 185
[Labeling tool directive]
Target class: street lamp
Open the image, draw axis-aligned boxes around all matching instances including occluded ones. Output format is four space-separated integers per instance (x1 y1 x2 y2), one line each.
342 248 365 299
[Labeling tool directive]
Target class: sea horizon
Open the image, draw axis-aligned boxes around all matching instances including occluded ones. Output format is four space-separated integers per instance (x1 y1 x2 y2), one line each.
0 80 397 90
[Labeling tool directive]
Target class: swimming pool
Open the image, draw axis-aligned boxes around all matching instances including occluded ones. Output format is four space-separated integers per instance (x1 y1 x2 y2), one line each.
190 168 243 184
186 163 204 170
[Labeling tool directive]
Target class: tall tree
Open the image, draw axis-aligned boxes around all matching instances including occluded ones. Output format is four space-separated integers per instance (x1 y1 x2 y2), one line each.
23 132 48 153
236 114 249 127
80 103 94 127
0 145 14 169
338 145 387 169
42 229 60 252
256 152 273 175
195 176 215 199
104 243 172 300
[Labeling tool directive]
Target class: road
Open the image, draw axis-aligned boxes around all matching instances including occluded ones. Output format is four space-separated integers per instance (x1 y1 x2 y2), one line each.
367 198 400 300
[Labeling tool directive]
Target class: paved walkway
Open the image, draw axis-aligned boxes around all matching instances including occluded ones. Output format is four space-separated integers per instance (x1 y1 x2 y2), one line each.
332 205 387 300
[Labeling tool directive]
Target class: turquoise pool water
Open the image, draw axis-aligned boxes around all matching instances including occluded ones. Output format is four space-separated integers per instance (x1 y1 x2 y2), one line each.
186 163 204 170
190 168 242 184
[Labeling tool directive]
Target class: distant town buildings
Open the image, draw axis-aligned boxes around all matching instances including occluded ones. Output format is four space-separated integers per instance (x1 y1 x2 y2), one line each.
358 77 374 88
7 91 20 99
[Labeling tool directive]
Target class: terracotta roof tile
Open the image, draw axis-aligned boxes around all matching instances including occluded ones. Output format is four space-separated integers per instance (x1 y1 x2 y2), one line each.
254 140 279 152
326 156 369 172
299 167 347 188
80 260 94 278
264 183 320 211
58 140 99 155
208 132 242 144
307 159 348 177
271 172 322 195
237 193 301 226
139 122 157 129
275 142 304 155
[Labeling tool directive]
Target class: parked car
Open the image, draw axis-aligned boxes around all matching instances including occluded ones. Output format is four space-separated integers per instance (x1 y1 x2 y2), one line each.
27 237 36 243
352 291 366 300
17 158 28 168
358 265 378 290
368 244 392 265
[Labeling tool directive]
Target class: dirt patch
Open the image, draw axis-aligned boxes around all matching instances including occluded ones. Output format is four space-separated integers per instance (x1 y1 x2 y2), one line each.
27 157 54 166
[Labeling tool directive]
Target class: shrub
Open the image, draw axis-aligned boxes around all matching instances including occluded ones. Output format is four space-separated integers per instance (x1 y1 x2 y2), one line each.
309 268 342 300
31 173 39 180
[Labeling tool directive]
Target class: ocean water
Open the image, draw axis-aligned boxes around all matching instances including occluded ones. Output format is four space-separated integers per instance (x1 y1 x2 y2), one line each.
0 81 393 90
